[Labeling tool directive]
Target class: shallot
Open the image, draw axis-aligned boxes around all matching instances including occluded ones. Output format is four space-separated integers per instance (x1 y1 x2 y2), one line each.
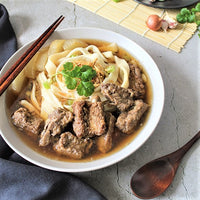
146 15 162 31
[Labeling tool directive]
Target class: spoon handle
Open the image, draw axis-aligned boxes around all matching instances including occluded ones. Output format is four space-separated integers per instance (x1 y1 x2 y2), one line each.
168 130 200 164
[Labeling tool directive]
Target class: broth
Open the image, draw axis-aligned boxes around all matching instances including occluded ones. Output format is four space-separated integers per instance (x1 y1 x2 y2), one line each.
6 39 152 162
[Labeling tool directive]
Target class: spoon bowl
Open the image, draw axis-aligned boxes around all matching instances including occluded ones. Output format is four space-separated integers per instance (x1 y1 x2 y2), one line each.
130 130 200 199
131 159 175 198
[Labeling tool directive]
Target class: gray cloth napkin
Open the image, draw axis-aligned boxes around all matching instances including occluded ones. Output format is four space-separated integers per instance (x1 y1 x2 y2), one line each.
0 4 106 200
0 4 17 68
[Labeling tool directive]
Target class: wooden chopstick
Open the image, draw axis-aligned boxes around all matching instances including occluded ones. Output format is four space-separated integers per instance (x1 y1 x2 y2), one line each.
0 15 64 96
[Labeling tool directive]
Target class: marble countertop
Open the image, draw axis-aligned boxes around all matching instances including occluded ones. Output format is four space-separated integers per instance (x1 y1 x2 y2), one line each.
2 0 200 199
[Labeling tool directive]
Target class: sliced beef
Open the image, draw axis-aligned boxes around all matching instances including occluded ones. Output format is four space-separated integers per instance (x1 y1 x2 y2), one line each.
72 101 89 138
72 97 106 138
53 132 94 159
116 100 148 134
101 83 136 112
39 108 73 146
96 113 116 153
89 97 106 136
12 107 44 137
129 63 145 98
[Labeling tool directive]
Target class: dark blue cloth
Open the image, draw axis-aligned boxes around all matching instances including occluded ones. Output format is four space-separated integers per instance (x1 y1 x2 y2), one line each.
0 4 17 69
0 4 106 200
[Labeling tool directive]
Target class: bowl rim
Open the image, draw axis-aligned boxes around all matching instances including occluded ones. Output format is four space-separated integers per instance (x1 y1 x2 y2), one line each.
0 27 165 172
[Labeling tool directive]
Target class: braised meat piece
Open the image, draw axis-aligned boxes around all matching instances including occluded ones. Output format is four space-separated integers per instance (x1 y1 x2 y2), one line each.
72 101 90 138
89 97 106 136
129 63 145 98
72 98 106 138
101 83 136 111
39 108 73 146
96 113 116 153
53 132 94 159
12 107 44 137
116 100 148 134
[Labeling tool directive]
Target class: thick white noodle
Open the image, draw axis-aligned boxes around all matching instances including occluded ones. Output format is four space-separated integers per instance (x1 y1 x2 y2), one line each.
37 72 63 120
20 100 40 116
30 81 40 111
28 40 131 117
114 56 130 88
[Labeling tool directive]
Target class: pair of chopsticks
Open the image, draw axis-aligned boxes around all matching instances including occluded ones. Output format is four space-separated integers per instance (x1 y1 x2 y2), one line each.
0 15 65 96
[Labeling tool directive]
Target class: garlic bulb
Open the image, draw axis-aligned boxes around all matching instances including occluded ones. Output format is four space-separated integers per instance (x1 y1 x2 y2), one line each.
164 14 178 29
161 20 169 32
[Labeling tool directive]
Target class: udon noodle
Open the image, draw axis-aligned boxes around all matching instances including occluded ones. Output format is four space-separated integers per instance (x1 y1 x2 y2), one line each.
11 39 132 120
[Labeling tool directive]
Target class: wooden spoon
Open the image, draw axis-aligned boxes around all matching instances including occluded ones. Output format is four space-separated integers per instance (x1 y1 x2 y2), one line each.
130 130 200 199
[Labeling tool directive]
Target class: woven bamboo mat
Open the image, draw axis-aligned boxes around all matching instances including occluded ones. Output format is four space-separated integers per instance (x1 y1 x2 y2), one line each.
66 0 197 53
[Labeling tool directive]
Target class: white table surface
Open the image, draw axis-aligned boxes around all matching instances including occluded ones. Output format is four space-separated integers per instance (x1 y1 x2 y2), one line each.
1 0 200 199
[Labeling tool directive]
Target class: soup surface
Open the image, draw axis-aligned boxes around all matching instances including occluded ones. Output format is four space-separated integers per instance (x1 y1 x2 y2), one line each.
6 39 152 162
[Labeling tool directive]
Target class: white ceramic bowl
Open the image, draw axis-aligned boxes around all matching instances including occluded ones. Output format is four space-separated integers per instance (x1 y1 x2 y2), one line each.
0 27 164 172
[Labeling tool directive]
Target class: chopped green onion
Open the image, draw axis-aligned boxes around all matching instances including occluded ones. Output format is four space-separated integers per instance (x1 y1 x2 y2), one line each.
106 65 115 74
66 99 74 105
43 80 51 89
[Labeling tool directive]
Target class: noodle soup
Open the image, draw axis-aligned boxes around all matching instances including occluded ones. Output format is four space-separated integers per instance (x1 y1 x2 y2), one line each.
6 39 152 162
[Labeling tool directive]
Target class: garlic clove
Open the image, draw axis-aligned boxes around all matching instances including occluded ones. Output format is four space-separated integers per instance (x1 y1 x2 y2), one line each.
164 14 178 29
161 20 169 32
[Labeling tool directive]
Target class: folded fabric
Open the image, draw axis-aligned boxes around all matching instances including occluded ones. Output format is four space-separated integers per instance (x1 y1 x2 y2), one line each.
0 4 106 200
0 4 17 69
0 158 106 200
